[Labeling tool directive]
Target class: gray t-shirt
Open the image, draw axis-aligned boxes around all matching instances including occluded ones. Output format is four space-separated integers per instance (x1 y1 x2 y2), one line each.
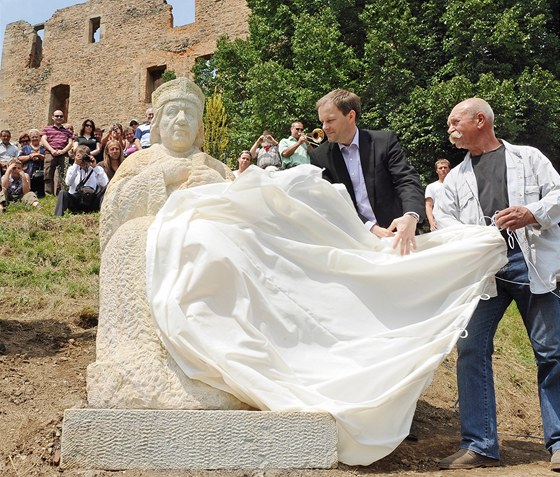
471 145 508 225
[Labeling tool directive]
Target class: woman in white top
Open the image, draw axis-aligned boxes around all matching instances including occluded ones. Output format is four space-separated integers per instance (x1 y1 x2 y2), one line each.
233 150 252 178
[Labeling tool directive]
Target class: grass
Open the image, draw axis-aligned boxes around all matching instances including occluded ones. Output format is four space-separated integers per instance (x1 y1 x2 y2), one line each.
0 195 100 315
496 304 536 367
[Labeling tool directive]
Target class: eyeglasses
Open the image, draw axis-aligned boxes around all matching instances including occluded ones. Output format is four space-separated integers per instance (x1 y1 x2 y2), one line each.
294 128 304 131
54 115 64 118
20 139 30 143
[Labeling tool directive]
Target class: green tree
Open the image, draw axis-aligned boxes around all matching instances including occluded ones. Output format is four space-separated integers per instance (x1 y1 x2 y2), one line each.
204 89 229 164
161 69 176 83
194 0 560 176
440 0 560 80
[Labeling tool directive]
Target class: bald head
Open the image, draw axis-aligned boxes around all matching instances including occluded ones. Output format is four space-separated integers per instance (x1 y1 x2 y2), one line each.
447 98 501 155
455 98 494 126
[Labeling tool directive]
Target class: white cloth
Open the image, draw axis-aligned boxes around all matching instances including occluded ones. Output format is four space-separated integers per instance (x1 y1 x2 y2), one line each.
146 165 507 465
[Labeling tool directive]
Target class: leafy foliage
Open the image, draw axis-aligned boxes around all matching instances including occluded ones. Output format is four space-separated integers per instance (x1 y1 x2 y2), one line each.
161 69 177 83
193 0 560 177
204 88 229 163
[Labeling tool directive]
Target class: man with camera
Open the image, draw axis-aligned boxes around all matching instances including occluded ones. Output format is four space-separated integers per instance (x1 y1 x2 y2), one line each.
54 145 108 216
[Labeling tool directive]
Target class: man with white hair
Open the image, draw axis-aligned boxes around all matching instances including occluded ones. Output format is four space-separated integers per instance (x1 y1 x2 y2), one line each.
436 97 560 471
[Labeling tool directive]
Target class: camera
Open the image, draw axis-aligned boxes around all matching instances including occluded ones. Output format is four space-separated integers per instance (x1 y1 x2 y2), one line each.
82 154 93 163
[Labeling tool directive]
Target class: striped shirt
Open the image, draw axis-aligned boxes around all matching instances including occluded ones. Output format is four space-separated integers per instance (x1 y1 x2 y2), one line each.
41 125 73 150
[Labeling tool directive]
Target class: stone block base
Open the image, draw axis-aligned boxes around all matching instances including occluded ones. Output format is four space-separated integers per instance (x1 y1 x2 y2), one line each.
61 409 338 470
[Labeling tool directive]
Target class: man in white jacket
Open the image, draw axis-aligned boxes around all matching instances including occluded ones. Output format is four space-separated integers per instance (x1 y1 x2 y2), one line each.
436 98 560 471
54 145 108 216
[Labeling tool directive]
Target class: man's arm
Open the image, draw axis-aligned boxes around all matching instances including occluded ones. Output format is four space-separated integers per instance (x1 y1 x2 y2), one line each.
1 166 10 189
22 172 31 195
384 132 425 221
61 135 73 154
41 134 55 155
433 173 463 228
425 197 437 231
497 148 560 231
279 137 307 168
376 131 424 253
65 163 80 187
94 165 110 189
250 136 263 159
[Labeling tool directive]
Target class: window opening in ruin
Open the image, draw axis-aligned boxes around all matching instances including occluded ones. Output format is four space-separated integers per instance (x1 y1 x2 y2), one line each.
89 17 101 43
167 0 195 27
145 66 167 103
28 24 44 68
49 85 70 122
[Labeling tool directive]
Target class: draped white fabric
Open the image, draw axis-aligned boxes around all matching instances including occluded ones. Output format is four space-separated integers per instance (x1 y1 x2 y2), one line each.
146 165 507 465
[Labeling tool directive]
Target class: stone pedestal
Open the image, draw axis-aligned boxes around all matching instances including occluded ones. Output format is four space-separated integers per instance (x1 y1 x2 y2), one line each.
61 409 338 470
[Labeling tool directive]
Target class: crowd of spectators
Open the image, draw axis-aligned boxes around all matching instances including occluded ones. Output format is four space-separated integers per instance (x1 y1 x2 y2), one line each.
0 109 151 215
234 121 320 177
2 112 448 221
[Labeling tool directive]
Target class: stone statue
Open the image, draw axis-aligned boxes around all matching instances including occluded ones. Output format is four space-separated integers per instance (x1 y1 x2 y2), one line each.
87 78 248 410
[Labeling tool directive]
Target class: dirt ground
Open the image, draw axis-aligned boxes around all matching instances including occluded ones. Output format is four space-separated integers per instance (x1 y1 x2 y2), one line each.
0 307 555 477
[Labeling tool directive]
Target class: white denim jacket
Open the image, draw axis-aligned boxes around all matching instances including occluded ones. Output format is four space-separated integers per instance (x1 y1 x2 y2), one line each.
435 140 560 294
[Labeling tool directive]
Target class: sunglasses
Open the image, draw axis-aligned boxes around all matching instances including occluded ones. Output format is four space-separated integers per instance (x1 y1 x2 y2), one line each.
20 139 30 143
54 115 64 118
294 128 304 131
85 124 93 127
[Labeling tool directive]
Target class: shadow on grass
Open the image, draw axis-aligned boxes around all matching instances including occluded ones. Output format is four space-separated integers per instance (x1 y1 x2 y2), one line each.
0 318 95 357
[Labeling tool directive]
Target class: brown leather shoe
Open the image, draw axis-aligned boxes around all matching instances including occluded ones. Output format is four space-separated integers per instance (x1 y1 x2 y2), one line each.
552 449 560 472
439 449 501 469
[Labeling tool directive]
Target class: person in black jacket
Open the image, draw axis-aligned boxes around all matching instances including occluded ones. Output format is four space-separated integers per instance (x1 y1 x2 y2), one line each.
310 89 425 255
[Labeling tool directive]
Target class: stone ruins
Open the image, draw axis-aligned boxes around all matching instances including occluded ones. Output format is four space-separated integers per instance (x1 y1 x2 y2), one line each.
0 0 249 134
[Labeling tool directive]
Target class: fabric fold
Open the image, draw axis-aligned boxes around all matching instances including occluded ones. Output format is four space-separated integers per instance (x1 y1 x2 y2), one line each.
146 165 507 465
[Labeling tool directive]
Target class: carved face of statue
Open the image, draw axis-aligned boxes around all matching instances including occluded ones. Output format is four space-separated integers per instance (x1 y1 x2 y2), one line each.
158 99 199 153
150 78 206 152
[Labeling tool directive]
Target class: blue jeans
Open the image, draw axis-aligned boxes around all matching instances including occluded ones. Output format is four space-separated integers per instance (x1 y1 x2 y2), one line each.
457 245 560 459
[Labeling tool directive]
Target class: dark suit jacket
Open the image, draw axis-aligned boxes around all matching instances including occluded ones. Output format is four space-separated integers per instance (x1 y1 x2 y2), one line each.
310 129 425 228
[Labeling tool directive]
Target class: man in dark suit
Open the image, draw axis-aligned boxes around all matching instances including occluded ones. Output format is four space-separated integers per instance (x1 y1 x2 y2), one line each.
310 89 425 255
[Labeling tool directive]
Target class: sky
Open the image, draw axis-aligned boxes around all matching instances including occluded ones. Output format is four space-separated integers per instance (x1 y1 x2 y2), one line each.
0 0 195 66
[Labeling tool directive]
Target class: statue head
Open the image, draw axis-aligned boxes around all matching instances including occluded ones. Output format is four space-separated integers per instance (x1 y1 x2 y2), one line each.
150 77 206 153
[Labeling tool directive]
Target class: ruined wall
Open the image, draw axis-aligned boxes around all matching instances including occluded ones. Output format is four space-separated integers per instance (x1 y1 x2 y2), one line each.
0 0 249 135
